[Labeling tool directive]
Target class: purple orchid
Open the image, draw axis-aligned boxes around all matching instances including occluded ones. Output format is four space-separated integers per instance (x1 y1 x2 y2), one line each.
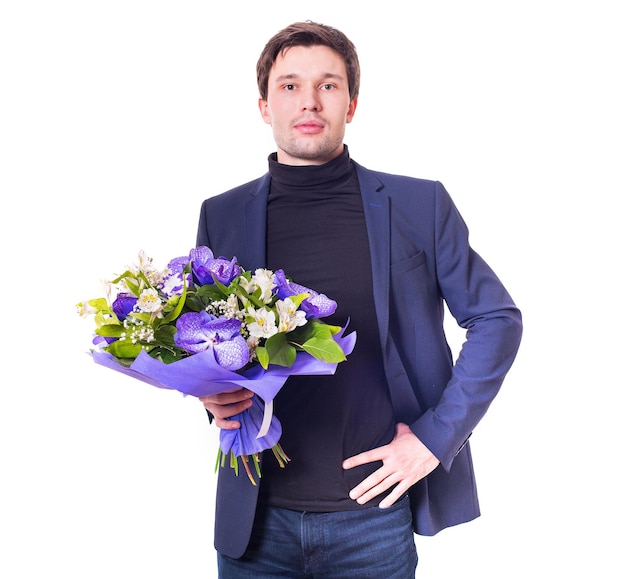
112 293 137 320
174 311 249 371
166 255 190 275
160 271 192 297
189 246 242 285
274 269 337 318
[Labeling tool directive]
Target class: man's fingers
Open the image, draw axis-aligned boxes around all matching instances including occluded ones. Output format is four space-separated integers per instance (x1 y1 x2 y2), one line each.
199 388 254 405
215 416 241 430
348 469 395 504
199 388 254 429
204 397 253 421
342 447 384 470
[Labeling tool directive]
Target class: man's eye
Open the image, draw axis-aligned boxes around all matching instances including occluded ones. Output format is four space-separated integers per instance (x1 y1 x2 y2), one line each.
321 84 335 90
284 84 296 91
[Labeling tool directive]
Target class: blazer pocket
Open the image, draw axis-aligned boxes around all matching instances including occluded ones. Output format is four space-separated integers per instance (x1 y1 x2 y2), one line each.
390 250 425 277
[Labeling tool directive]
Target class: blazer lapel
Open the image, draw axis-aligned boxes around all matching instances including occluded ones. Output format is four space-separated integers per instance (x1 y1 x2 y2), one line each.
355 164 423 423
356 164 390 348
244 174 271 269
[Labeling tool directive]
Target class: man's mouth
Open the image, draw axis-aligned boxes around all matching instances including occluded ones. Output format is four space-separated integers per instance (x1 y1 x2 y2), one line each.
294 120 324 134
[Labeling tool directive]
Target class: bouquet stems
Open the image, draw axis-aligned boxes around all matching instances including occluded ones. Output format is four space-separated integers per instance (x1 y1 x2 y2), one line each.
215 444 290 486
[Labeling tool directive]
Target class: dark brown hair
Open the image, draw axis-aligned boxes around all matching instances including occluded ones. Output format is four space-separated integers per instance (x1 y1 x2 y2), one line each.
256 21 360 101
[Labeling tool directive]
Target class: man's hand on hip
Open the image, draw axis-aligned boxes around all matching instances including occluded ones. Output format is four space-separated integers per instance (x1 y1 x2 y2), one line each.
342 422 440 508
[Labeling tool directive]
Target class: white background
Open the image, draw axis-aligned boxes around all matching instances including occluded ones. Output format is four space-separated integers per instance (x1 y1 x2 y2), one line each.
1 1 624 577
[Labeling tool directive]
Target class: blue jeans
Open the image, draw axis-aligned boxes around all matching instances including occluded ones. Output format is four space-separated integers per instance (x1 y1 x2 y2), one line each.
217 494 418 578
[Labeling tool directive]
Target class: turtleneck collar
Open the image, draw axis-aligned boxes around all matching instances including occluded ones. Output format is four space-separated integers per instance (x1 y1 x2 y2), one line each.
267 145 353 189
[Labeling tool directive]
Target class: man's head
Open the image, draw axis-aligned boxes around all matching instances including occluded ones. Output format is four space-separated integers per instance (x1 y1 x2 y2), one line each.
256 21 360 103
257 22 360 165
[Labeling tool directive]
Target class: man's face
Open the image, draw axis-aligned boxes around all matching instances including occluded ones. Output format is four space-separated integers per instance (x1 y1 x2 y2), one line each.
259 45 358 166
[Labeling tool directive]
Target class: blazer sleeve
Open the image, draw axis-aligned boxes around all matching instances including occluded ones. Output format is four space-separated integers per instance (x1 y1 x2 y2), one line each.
409 182 523 471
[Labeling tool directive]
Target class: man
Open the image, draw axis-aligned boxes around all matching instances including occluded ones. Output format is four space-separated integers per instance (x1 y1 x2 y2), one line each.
197 21 522 578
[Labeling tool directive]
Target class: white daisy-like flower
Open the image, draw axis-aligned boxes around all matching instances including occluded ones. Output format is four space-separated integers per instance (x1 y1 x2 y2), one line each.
137 288 162 313
129 250 164 288
246 306 278 339
275 299 307 332
250 268 276 304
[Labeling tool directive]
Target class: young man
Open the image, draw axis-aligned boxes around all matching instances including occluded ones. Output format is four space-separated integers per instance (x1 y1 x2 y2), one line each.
197 21 522 578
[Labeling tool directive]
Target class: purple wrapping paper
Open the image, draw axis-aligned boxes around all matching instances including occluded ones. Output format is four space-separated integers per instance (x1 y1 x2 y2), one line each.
91 326 356 457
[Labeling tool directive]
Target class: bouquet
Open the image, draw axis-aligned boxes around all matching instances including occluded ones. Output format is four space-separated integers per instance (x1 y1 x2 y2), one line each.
77 246 356 484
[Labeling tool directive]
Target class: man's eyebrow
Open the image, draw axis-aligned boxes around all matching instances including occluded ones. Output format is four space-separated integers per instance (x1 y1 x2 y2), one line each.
273 72 345 83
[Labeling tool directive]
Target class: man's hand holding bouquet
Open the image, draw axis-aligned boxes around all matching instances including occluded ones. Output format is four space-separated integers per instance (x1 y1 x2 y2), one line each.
77 246 355 484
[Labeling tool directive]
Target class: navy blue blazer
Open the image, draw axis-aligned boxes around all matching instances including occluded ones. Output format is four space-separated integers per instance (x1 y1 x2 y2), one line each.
196 161 523 558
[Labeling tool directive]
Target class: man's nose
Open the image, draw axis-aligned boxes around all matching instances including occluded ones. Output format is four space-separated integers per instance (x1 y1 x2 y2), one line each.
301 87 321 112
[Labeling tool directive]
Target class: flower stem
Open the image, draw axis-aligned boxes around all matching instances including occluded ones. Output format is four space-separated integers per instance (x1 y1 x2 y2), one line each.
215 448 222 473
271 444 291 468
241 454 257 486
215 447 289 485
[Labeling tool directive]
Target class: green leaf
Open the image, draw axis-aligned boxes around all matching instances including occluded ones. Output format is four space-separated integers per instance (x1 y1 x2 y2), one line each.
184 292 206 312
232 280 264 308
324 323 342 336
161 288 187 324
264 333 297 367
96 324 125 337
256 346 269 369
212 277 231 296
301 336 346 363
286 319 337 347
286 293 310 309
82 297 109 312
196 283 228 303
94 310 119 328
154 324 178 346
107 339 142 359
110 269 135 285
148 346 187 364
128 312 152 324
307 320 339 339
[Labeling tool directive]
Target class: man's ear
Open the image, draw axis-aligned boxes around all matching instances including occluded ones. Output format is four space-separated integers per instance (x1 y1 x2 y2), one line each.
346 97 358 123
258 98 272 125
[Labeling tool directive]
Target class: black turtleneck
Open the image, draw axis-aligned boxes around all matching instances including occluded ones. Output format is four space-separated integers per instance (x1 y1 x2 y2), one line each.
259 147 396 512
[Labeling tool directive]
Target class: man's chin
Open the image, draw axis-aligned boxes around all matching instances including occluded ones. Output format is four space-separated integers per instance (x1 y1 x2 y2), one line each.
277 141 343 165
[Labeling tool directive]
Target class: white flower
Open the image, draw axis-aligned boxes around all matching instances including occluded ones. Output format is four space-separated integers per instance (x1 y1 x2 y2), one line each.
237 276 256 295
250 268 276 304
137 288 162 313
246 335 260 361
130 325 155 344
161 272 186 296
224 293 243 319
246 306 278 339
76 301 97 317
130 250 165 288
275 299 307 332
100 279 114 305
205 293 244 321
